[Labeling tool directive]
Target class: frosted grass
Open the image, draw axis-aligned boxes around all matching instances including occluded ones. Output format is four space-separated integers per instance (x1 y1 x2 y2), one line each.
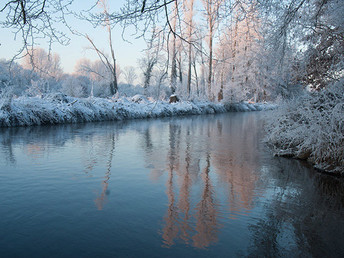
0 93 276 127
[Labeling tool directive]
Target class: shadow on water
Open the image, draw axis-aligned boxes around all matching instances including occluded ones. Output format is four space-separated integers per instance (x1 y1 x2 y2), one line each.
0 113 343 257
247 157 344 257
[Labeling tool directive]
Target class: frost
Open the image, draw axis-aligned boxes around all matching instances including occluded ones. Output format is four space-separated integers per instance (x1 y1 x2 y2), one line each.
0 94 275 128
266 80 344 175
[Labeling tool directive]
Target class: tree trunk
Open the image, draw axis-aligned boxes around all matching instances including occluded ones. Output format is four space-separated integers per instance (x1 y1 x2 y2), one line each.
187 30 192 97
112 61 118 95
208 23 213 100
170 1 178 94
193 60 199 96
178 51 183 83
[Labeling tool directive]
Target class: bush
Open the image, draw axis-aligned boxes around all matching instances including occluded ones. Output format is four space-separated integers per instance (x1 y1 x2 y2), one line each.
266 80 344 175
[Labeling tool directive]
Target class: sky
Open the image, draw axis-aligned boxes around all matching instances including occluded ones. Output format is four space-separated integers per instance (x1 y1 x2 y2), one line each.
0 0 146 74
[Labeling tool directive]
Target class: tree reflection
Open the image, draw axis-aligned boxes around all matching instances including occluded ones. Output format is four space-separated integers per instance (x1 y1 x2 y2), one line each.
143 114 261 249
162 123 181 246
193 153 219 249
247 159 344 257
211 114 261 215
0 124 88 165
178 128 192 244
94 132 116 210
0 122 121 211
162 169 179 247
0 128 17 164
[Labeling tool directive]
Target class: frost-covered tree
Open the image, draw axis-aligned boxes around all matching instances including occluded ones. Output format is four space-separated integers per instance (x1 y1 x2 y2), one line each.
0 60 11 89
76 58 110 82
218 2 264 102
183 0 196 97
201 0 224 100
300 0 344 90
258 0 343 92
123 66 138 86
21 47 63 94
22 48 62 80
0 59 34 96
139 25 169 98
84 0 120 96
169 0 180 94
139 53 157 95
74 58 122 97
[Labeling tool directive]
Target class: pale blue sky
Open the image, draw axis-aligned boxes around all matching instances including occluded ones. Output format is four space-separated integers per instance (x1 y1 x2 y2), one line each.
0 0 146 73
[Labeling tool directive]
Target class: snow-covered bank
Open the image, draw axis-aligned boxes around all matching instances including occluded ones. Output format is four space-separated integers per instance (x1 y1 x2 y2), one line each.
0 93 275 127
266 81 344 176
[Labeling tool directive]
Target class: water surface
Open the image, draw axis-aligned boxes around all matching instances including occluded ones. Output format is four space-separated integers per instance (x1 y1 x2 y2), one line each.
1 113 343 257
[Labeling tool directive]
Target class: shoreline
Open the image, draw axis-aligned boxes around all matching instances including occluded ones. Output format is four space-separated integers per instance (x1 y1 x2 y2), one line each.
0 93 276 127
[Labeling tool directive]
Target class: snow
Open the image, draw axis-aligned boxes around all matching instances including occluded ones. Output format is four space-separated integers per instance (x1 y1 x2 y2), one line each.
224 101 274 112
0 93 276 127
266 80 344 175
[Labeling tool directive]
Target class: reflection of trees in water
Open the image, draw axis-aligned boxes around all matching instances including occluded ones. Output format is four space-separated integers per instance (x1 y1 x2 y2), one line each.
151 114 344 254
212 114 262 215
3 113 342 254
162 123 181 246
0 129 16 164
142 114 262 249
0 122 122 211
140 124 168 182
0 124 92 164
162 169 179 247
178 128 192 244
193 153 219 249
248 159 344 257
94 132 116 210
0 125 69 165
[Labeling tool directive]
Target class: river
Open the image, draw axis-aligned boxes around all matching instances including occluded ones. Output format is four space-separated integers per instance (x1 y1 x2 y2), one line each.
0 112 343 257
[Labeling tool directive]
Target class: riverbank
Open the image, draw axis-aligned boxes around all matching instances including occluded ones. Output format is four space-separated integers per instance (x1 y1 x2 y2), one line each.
266 81 344 176
0 93 276 127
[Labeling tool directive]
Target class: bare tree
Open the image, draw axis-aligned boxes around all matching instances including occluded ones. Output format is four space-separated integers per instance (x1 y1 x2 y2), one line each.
84 0 119 96
0 0 72 61
140 55 156 95
138 27 163 95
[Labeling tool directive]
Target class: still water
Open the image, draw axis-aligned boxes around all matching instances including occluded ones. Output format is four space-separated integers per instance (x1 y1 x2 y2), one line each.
0 113 343 257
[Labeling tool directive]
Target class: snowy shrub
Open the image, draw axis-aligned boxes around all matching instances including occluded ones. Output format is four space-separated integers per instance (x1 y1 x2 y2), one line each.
26 80 44 97
0 86 14 112
118 83 144 97
26 78 61 96
0 60 11 89
144 84 171 101
131 94 148 103
60 75 90 97
92 81 111 98
0 59 35 96
266 80 344 175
